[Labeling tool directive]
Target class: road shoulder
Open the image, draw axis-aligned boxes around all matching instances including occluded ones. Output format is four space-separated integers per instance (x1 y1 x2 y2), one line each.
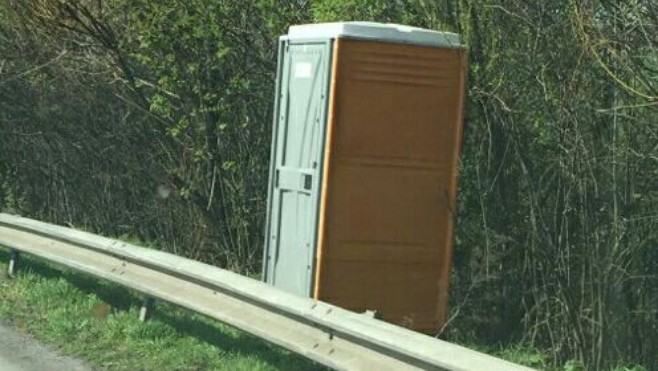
0 320 95 371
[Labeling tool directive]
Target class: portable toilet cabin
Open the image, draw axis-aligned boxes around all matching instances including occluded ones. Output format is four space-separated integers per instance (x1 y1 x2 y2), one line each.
262 22 467 334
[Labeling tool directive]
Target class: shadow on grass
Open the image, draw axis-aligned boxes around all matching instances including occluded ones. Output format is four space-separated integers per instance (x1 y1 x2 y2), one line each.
154 309 321 369
0 247 323 370
0 247 139 312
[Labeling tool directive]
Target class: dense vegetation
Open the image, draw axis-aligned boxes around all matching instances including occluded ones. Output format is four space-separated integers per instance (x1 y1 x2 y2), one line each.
1 1 656 369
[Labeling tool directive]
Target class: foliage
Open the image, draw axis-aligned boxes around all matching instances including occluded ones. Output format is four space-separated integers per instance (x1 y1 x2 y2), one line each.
117 0 277 269
311 0 406 22
0 0 656 369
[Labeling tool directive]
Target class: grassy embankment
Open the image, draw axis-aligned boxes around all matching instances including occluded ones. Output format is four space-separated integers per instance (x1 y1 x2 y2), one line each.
0 247 321 370
0 247 647 371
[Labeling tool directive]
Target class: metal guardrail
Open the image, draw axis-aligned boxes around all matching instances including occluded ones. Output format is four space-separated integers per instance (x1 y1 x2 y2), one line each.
0 213 535 371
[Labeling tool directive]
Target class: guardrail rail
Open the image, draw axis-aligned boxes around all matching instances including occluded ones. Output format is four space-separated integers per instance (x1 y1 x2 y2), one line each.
0 213 535 371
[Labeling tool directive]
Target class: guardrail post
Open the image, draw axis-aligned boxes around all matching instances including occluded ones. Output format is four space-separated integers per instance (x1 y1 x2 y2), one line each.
7 249 20 278
139 296 155 322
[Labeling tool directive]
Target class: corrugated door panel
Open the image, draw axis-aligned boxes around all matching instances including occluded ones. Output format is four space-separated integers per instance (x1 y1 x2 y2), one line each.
266 41 330 297
315 39 467 333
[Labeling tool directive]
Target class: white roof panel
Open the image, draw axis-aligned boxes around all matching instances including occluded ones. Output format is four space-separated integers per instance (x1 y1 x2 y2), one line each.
285 22 462 48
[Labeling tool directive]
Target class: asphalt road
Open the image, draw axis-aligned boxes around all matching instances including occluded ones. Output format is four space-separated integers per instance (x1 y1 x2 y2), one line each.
0 321 93 371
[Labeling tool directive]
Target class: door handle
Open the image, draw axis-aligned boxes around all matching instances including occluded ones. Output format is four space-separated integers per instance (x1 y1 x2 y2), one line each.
303 174 312 190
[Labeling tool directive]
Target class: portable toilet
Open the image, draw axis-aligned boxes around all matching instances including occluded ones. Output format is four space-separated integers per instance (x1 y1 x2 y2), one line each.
262 22 467 333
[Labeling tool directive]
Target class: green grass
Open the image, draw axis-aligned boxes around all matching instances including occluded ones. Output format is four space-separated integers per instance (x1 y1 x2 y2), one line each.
491 344 549 369
1 247 648 371
0 247 323 370
458 342 550 369
455 338 649 371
